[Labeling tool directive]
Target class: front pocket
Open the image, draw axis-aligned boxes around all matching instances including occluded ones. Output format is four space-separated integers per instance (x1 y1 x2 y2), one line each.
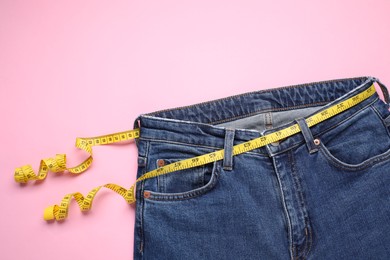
317 102 390 171
318 141 390 171
144 158 221 202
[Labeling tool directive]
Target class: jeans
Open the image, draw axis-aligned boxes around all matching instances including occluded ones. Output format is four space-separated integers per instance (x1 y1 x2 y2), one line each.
132 76 390 259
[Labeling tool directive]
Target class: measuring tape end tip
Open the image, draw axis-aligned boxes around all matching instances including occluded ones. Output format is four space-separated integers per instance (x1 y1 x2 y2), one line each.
43 206 56 221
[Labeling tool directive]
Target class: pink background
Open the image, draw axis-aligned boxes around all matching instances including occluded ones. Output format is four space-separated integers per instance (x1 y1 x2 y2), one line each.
1 1 389 259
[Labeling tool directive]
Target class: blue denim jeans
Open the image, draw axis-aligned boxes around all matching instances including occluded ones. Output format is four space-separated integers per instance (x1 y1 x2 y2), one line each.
132 76 390 259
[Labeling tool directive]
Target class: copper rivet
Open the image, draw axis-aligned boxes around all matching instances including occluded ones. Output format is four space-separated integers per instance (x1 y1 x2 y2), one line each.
157 159 165 167
143 191 151 198
314 138 320 145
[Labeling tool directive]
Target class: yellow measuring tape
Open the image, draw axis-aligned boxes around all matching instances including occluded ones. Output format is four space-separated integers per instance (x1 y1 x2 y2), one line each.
14 130 139 183
14 84 376 221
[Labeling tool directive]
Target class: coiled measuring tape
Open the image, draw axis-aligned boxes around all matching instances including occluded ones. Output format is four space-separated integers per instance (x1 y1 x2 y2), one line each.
14 84 376 221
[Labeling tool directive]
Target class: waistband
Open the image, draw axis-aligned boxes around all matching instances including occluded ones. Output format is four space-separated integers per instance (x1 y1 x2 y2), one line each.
133 76 389 156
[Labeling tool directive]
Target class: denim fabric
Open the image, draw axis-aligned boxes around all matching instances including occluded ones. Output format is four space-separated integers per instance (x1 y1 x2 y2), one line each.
132 76 390 260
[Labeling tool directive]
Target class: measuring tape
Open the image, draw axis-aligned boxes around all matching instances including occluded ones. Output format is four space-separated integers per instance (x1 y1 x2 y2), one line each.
15 84 376 221
14 130 140 183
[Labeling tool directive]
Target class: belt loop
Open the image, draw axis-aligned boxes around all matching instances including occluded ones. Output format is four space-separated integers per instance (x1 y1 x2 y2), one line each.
295 117 319 154
133 115 141 147
372 77 390 107
223 128 235 171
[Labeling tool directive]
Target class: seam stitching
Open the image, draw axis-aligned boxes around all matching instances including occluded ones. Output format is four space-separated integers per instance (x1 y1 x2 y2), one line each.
289 150 311 259
272 156 294 260
139 140 150 255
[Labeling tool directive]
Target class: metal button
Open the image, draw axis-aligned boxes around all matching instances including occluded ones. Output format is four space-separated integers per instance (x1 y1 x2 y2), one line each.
313 138 321 145
157 159 165 167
